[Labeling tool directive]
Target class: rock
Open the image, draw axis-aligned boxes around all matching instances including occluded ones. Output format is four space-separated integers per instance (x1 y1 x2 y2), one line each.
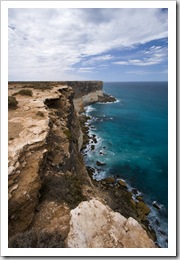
86 167 95 177
137 201 151 216
103 177 115 184
102 177 116 185
118 179 127 189
66 199 156 248
152 201 161 210
8 166 15 176
136 196 144 201
98 93 116 103
96 161 106 166
99 150 105 155
94 139 97 144
15 161 20 169
132 188 138 195
91 145 95 150
9 183 19 193
22 161 27 168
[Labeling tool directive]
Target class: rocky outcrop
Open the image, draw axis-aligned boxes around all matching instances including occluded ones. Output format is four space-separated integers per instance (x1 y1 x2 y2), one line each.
66 199 156 248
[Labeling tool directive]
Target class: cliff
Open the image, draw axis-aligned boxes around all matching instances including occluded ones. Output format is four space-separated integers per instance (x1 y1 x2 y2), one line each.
8 81 156 248
68 81 104 112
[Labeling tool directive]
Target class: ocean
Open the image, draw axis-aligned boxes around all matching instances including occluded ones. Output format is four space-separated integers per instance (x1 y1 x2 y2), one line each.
84 82 168 248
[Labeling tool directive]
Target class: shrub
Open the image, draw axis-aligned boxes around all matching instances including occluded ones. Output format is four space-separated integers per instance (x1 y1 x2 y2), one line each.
18 89 33 96
36 111 45 117
8 96 18 109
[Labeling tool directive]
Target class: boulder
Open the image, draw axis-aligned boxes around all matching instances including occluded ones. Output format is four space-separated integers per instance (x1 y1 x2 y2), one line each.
136 201 151 217
118 179 127 189
66 199 156 248
98 94 116 103
91 145 95 150
103 177 116 184
136 196 144 201
152 201 161 210
96 161 106 166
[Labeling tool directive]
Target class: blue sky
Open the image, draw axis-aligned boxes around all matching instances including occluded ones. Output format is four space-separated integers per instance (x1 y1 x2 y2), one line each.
8 8 168 82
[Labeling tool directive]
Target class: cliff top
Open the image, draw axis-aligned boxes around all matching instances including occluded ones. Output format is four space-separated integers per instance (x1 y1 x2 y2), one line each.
8 81 103 98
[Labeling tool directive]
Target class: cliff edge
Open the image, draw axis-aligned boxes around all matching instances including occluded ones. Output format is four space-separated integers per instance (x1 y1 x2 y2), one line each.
8 81 156 248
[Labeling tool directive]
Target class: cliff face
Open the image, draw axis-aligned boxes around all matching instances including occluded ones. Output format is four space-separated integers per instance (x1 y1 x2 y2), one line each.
8 83 93 236
65 81 103 98
66 81 115 113
8 81 156 248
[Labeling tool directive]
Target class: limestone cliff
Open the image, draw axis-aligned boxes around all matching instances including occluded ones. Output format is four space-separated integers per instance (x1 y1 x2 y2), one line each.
8 81 156 248
66 81 116 113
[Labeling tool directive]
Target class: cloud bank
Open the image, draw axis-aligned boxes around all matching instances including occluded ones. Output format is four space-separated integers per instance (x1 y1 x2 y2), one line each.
8 8 168 81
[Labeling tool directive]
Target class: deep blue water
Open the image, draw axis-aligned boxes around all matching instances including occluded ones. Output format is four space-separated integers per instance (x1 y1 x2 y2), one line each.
84 82 168 247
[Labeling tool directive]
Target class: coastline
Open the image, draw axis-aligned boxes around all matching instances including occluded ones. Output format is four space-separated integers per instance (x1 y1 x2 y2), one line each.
8 81 157 248
80 105 158 244
81 82 168 248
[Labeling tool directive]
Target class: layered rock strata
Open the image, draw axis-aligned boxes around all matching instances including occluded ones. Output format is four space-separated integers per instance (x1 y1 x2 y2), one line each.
8 81 156 248
66 81 116 113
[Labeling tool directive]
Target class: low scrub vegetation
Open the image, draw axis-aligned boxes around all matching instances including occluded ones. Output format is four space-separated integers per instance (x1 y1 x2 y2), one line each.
23 82 53 90
36 111 45 117
9 229 65 248
17 89 33 96
8 96 18 110
40 173 85 209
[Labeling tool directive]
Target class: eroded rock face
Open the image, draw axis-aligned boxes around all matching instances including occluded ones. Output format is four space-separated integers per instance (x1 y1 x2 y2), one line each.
8 84 71 236
66 199 156 248
66 81 116 112
73 90 104 113
8 82 94 238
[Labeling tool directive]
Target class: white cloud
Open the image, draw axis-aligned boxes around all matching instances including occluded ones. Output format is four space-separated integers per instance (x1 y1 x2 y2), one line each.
126 70 153 75
8 8 168 80
78 67 95 73
113 45 167 66
83 55 114 66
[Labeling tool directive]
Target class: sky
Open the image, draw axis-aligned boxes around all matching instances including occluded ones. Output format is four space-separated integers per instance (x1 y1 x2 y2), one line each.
8 8 168 82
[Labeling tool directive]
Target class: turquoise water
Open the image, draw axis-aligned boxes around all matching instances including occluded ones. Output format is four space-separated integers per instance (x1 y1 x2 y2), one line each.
84 82 168 247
